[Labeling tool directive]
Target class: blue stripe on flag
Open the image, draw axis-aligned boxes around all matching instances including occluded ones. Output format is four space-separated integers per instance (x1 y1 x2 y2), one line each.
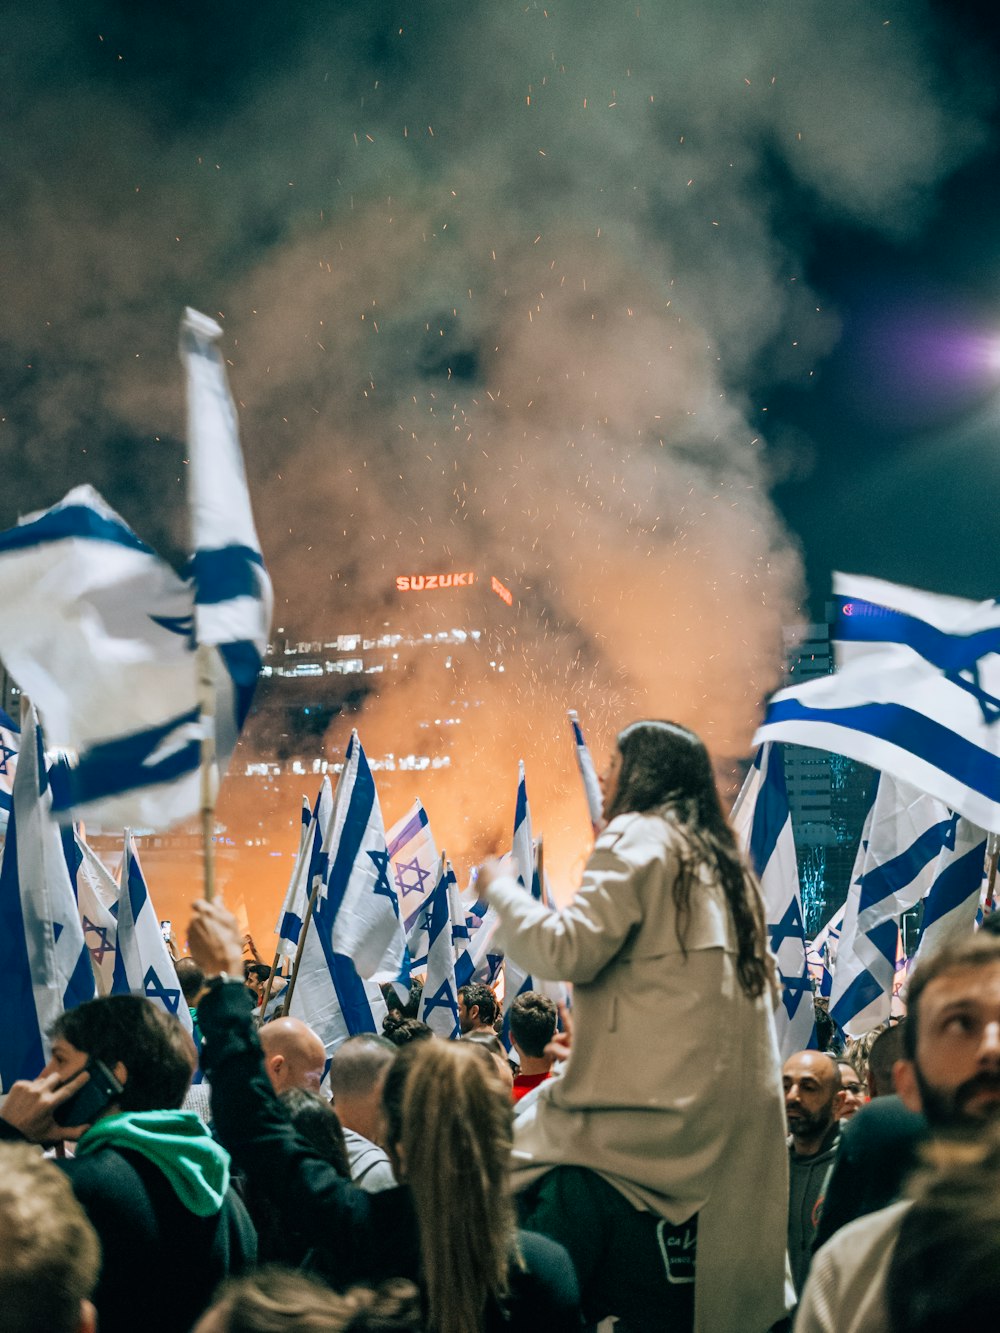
921 841 987 933
49 707 202 814
0 502 156 559
857 816 958 914
189 546 266 604
386 806 429 858
835 597 1000 671
748 746 785 876
763 698 1000 799
0 811 46 1083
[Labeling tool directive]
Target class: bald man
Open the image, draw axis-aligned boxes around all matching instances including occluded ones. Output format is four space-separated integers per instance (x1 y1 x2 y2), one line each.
328 1035 398 1193
783 1050 843 1297
258 1018 327 1094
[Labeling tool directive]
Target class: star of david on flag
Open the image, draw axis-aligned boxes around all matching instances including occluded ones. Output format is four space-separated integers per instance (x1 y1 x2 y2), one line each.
0 706 18 833
386 799 439 932
110 832 190 1031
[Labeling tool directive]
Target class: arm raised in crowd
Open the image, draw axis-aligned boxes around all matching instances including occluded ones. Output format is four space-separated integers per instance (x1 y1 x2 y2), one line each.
187 901 412 1291
480 815 656 985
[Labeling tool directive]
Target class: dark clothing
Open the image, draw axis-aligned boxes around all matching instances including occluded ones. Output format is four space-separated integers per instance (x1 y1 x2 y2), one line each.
788 1122 840 1296
61 1142 256 1333
813 1096 928 1250
198 981 580 1330
520 1165 695 1332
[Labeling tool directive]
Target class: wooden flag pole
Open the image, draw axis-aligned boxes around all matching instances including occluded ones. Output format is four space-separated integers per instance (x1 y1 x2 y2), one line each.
258 945 284 1017
281 874 324 1017
197 645 218 902
985 833 999 915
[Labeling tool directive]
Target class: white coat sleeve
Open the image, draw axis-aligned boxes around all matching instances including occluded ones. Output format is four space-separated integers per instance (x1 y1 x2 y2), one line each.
486 821 654 985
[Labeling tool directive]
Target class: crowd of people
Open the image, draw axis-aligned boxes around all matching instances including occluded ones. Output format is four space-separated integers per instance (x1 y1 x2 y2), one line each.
0 718 998 1332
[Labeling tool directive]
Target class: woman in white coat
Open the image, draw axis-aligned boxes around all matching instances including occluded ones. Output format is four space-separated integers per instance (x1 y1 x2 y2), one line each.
479 720 790 1333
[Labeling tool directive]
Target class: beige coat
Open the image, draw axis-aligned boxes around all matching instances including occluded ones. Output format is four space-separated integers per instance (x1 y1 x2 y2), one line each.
488 810 790 1333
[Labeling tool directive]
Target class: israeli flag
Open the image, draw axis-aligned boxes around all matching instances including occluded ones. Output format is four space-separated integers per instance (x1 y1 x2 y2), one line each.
111 832 191 1031
568 709 604 834
0 309 271 830
418 864 461 1039
731 744 816 1057
454 897 503 989
806 903 845 1000
386 799 439 932
512 760 534 892
0 700 94 1089
914 824 987 962
73 832 121 996
756 574 1000 833
328 735 409 985
830 774 982 1036
275 782 333 957
0 706 18 834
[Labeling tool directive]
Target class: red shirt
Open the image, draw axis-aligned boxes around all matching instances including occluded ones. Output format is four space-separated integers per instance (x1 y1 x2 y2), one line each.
512 1071 552 1103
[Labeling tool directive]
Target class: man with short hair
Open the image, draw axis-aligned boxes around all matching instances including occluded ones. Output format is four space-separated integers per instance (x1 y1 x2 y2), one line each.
258 1017 327 1094
0 995 256 1333
783 1050 842 1297
509 991 557 1103
865 1022 907 1100
0 1142 101 1333
797 934 1000 1332
457 982 499 1035
328 1034 398 1192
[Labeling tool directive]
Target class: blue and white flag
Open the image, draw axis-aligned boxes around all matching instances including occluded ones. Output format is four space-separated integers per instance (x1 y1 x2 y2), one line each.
731 744 816 1058
568 709 604 835
111 832 191 1031
0 310 271 830
386 799 439 933
418 864 461 1039
830 774 982 1037
915 824 987 962
806 903 845 999
328 736 409 985
0 706 19 834
454 897 503 989
0 700 95 1089
512 760 534 893
755 574 1000 833
275 783 333 957
73 832 121 996
182 307 273 773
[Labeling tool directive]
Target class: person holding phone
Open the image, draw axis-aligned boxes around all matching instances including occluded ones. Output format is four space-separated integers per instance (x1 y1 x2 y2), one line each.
0 994 256 1333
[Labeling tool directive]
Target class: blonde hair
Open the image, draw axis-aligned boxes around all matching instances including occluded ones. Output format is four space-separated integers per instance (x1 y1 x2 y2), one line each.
383 1039 517 1333
0 1142 101 1333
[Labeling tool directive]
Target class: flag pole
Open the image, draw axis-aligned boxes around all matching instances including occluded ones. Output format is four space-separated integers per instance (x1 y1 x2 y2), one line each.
197 645 218 902
258 944 284 1016
281 875 324 1017
985 833 1000 914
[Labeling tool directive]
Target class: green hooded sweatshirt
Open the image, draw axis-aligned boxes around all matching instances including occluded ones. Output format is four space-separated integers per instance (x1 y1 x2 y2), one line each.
75 1110 231 1217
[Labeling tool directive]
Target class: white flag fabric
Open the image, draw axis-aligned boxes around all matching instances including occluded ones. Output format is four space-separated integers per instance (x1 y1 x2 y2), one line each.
731 744 816 1058
830 774 983 1037
0 700 95 1088
417 864 461 1039
72 832 121 996
328 735 409 984
806 903 845 1000
568 709 604 835
0 309 271 830
0 706 19 833
755 574 1000 833
111 832 191 1031
275 782 333 958
512 760 534 891
386 799 439 933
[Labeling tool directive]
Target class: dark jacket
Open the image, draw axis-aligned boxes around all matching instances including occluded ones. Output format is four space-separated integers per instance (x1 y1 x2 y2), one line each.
788 1122 840 1296
198 981 580 1330
61 1139 256 1333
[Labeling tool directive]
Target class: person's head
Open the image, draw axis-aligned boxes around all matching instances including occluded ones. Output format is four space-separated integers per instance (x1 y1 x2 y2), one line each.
865 1021 908 1098
244 962 270 999
508 991 557 1063
328 1034 397 1142
175 957 207 1007
603 718 775 1001
886 1128 1000 1333
48 995 196 1113
279 1088 351 1180
381 1015 434 1048
0 1142 101 1333
380 979 423 1021
463 1032 515 1093
782 1050 842 1152
258 1018 327 1095
380 1039 515 1333
456 982 498 1034
896 935 1000 1132
193 1268 421 1333
836 1061 866 1121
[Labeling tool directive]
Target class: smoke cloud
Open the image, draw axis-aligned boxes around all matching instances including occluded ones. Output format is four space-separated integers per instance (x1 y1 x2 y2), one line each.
0 1 989 907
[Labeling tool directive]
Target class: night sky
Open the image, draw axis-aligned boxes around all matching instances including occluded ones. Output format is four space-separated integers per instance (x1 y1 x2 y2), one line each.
4 0 1000 873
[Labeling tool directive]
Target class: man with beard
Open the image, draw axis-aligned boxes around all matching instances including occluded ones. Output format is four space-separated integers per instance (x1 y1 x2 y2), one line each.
795 933 1000 1333
783 1051 843 1297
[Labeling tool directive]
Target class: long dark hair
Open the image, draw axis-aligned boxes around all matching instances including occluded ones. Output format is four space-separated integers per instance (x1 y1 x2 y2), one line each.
604 720 774 1000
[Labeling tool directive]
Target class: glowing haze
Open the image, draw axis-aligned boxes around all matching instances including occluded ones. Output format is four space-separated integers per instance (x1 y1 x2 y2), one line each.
0 2 988 919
